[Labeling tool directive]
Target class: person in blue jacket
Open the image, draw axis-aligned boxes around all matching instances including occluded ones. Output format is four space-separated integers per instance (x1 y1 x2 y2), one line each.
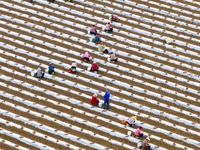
48 63 55 74
103 89 110 109
94 33 101 43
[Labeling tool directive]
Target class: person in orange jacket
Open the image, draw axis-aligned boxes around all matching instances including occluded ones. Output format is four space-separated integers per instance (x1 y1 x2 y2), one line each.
90 94 99 106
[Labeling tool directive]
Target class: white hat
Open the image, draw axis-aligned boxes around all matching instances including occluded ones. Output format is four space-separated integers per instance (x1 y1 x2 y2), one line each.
146 137 150 141
93 94 97 97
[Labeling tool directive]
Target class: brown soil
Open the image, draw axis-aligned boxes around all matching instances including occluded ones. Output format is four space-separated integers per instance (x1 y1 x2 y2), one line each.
0 0 200 150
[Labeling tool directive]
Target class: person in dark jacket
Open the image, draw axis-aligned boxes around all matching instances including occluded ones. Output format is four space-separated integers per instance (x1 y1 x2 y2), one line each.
94 33 101 43
49 0 54 3
103 89 110 109
48 63 55 74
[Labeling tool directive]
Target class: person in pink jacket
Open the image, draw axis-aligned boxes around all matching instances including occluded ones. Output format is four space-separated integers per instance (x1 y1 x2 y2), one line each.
134 126 143 138
105 22 113 33
111 14 119 22
90 25 97 35
82 52 91 62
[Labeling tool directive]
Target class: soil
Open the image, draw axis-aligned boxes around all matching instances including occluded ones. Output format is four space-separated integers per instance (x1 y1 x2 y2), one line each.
0 0 200 150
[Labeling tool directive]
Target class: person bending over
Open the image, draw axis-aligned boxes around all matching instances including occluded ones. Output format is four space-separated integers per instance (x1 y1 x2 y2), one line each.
94 33 101 43
90 62 99 72
82 52 91 62
111 14 119 22
126 116 136 127
110 52 118 62
71 61 77 73
90 25 97 35
48 63 55 74
90 94 99 106
105 22 113 33
36 67 45 78
140 137 151 150
134 126 144 138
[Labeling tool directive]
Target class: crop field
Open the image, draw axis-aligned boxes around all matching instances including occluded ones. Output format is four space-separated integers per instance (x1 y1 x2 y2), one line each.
0 0 200 150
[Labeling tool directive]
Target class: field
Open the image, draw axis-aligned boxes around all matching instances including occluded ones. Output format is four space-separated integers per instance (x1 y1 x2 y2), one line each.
0 0 200 150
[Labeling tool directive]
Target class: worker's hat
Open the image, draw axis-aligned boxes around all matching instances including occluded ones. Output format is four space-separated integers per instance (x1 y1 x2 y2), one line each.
132 116 137 120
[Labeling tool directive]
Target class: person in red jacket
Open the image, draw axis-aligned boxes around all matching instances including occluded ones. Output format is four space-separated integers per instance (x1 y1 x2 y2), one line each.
90 62 99 72
90 94 99 106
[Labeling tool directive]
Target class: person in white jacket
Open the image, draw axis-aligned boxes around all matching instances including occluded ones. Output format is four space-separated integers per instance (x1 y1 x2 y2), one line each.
36 67 44 78
110 52 118 62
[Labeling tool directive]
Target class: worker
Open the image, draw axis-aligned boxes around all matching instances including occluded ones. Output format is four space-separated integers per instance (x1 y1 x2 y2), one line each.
90 94 99 106
134 126 143 138
90 62 99 72
111 14 119 22
48 63 55 74
36 67 45 78
103 89 110 109
94 33 101 43
140 137 151 150
82 52 91 62
105 22 113 33
110 52 118 62
98 42 109 54
126 116 136 127
90 25 97 35
70 61 77 73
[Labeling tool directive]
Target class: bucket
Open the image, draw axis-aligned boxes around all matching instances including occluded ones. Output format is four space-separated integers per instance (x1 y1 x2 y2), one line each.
121 120 126 124
127 131 132 136
31 72 35 77
165 37 174 44
98 102 102 107
90 37 93 42
68 68 72 73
